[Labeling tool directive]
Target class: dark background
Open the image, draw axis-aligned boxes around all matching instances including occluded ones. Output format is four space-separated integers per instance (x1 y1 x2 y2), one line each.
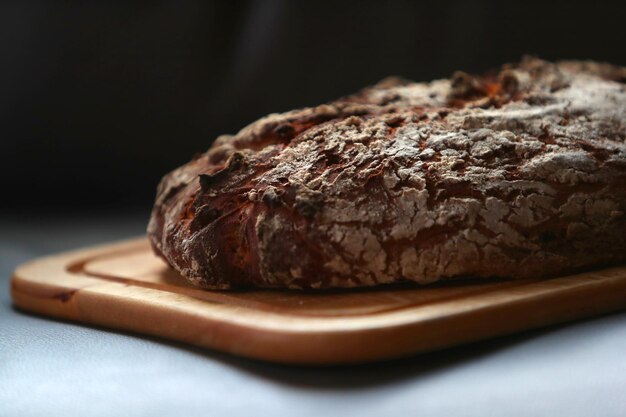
2 0 625 214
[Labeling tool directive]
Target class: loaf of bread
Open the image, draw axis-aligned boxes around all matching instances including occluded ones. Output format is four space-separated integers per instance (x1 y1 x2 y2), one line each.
148 57 626 289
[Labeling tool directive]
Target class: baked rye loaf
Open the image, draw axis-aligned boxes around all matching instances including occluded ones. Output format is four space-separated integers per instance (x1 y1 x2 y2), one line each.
148 57 626 289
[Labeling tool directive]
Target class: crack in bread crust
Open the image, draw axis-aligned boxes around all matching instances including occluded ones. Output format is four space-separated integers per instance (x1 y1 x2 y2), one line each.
148 57 626 289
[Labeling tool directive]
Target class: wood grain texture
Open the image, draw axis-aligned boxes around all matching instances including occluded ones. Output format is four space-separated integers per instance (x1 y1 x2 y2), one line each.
10 237 626 364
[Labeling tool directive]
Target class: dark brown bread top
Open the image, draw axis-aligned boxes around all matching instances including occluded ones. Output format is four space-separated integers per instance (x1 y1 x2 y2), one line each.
148 57 626 289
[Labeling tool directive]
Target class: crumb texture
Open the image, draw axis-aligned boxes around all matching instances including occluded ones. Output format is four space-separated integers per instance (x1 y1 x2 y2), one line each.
148 57 626 289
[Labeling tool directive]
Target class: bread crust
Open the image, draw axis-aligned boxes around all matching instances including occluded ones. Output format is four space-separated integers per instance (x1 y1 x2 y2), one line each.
148 57 626 289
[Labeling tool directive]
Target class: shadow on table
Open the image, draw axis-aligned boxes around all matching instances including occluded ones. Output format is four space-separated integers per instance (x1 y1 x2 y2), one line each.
199 324 574 390
13 303 625 391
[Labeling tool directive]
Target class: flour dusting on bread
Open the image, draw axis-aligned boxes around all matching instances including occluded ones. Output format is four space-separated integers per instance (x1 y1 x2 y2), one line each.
148 57 626 289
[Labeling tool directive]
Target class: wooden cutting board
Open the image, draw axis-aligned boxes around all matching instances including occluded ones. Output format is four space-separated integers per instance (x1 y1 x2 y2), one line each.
10 237 626 365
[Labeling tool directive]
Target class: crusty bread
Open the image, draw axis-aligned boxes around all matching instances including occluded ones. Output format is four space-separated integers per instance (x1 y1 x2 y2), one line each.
148 57 626 289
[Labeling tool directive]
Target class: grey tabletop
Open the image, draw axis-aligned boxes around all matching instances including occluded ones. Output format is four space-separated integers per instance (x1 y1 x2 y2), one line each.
1 211 626 417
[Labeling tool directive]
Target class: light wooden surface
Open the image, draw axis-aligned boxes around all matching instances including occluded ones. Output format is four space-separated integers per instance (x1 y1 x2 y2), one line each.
10 237 626 365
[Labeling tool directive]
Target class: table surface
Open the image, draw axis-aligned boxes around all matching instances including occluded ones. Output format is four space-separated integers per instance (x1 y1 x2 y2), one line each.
2 211 626 417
